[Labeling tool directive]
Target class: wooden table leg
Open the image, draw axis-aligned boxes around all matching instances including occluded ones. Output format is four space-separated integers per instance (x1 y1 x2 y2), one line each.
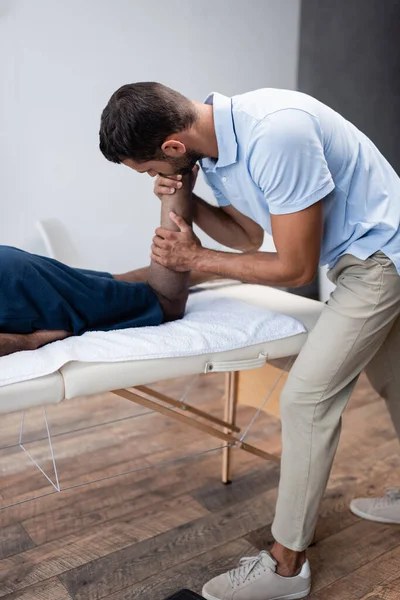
222 371 238 484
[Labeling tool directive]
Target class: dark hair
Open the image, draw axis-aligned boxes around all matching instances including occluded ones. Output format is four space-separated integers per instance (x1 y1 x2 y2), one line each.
99 82 197 164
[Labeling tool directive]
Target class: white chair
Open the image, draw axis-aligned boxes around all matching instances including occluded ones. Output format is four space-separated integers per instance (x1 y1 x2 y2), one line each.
35 218 82 266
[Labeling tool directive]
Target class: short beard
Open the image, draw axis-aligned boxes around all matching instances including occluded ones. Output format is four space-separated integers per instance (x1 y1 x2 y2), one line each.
167 149 205 175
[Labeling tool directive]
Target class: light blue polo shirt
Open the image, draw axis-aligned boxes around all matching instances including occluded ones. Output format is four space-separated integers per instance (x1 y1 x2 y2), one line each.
200 89 400 274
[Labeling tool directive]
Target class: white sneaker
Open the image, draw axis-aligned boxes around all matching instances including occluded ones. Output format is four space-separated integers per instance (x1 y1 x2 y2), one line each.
350 489 400 524
202 551 311 600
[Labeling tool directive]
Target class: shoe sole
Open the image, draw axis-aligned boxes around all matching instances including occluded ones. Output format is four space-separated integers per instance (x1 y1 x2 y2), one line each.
202 586 311 600
350 503 400 524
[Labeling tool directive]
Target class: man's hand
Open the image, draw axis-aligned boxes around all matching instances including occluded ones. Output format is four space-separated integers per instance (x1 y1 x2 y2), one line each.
154 166 199 200
151 212 203 271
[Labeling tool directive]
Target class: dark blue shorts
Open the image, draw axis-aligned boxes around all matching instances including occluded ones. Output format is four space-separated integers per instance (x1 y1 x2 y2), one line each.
0 246 163 335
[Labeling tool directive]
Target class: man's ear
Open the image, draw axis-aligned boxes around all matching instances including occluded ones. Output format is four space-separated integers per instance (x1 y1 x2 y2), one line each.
161 138 187 157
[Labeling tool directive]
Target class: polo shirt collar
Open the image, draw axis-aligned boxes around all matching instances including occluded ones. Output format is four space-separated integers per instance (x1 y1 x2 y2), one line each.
201 92 238 173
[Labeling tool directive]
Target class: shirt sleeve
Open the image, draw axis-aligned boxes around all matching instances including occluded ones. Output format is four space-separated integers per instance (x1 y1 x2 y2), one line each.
248 109 335 215
201 172 231 207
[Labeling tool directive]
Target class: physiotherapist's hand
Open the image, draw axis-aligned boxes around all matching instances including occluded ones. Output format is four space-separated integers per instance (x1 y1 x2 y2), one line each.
154 165 199 200
151 212 203 271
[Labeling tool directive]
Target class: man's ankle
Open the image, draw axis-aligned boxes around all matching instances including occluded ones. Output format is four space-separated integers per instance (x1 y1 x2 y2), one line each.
270 542 306 577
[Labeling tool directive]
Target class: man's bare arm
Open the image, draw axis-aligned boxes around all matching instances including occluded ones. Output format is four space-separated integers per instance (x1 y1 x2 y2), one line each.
154 173 264 252
153 201 323 288
192 202 323 286
114 266 220 287
192 194 264 252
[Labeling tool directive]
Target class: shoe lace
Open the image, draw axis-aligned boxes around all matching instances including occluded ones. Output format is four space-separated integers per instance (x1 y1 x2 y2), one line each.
386 488 400 500
375 488 400 508
228 553 268 586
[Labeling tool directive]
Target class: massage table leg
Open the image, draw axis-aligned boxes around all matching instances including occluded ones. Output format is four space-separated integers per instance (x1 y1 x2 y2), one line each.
222 372 239 484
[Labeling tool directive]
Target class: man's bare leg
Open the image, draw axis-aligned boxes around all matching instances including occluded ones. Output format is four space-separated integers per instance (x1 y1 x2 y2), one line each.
114 181 220 289
0 330 71 358
146 172 194 321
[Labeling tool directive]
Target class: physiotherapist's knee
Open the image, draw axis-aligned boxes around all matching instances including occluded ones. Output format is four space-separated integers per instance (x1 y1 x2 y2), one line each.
279 374 309 423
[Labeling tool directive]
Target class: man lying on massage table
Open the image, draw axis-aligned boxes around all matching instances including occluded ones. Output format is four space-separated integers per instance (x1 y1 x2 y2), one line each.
0 175 212 357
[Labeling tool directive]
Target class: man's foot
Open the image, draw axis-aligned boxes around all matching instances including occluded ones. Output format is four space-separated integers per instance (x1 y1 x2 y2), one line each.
202 551 311 600
350 489 400 524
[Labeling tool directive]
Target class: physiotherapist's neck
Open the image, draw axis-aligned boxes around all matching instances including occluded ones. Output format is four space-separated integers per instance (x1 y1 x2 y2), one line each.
190 101 219 160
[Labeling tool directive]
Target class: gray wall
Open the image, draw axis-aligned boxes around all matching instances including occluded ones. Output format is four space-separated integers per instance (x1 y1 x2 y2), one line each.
297 0 400 300
299 0 400 174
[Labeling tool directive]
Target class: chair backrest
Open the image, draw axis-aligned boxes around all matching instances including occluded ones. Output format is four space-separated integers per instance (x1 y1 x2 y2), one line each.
35 218 82 266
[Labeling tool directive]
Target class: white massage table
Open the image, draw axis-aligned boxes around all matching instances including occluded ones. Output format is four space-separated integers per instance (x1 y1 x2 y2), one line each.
0 284 323 489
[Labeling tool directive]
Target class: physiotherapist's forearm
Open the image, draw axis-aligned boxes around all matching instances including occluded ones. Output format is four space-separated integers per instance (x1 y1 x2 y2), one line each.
115 265 220 286
194 248 315 287
192 194 256 251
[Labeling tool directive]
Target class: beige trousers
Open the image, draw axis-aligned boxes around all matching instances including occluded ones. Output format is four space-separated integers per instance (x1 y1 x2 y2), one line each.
271 251 400 551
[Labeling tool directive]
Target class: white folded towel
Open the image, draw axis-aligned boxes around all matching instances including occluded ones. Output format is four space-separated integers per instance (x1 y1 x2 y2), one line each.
0 292 305 387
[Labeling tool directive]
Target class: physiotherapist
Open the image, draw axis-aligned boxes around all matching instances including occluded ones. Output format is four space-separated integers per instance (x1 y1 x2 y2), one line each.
100 82 400 600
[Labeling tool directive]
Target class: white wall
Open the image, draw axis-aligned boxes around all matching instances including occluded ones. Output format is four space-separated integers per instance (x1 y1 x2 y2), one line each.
0 0 301 272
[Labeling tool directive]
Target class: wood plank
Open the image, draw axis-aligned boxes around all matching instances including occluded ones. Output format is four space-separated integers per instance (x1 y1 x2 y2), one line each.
19 438 228 545
193 463 280 512
1 417 272 538
0 372 224 485
0 408 207 498
2 370 390 543
21 475 204 547
0 444 153 505
106 524 400 600
308 546 400 599
1 370 399 600
103 538 255 600
0 493 209 596
0 407 224 506
307 520 400 593
0 523 35 560
244 523 274 551
0 392 147 448
59 488 278 600
3 577 72 600
0 374 257 508
60 509 400 600
359 579 400 600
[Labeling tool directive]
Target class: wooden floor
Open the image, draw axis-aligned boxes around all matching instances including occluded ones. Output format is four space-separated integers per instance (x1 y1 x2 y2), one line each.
0 372 399 600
